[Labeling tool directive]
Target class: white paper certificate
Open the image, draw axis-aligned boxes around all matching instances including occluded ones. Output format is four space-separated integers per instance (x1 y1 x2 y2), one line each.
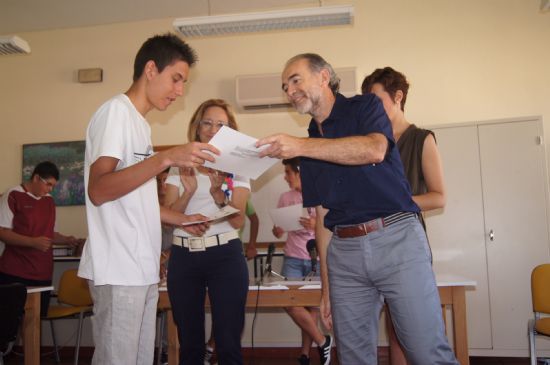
180 205 240 226
203 126 279 180
269 203 304 232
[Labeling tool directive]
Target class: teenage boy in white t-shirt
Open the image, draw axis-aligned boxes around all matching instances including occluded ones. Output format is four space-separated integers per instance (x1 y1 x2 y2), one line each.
78 33 219 365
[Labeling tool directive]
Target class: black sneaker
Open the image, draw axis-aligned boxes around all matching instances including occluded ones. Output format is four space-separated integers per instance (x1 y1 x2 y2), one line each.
298 354 310 365
160 349 168 365
318 334 333 365
204 345 214 364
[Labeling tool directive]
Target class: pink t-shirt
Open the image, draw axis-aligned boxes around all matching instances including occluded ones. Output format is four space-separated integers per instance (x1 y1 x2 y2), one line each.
277 190 315 260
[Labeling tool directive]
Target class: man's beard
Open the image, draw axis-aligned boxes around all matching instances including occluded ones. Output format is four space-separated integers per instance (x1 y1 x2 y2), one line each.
294 98 313 114
293 90 320 116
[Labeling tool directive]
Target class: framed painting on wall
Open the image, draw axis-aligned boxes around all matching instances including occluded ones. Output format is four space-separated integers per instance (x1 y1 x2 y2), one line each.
22 140 85 206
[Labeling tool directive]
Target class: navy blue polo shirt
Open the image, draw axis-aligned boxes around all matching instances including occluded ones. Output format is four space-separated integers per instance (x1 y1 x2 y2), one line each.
300 93 419 231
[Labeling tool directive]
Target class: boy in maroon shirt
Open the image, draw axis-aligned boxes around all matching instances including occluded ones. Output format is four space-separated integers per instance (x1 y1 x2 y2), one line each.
0 161 81 316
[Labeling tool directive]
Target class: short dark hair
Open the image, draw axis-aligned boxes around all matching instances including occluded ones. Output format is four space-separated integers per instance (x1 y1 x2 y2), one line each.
282 157 300 173
133 33 198 82
286 53 340 95
361 67 410 111
32 161 59 181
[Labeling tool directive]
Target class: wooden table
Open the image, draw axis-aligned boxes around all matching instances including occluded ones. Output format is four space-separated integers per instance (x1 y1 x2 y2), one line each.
22 286 53 365
158 275 475 365
436 275 476 365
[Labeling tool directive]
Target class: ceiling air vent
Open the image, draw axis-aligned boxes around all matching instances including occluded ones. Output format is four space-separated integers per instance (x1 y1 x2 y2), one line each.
174 5 353 37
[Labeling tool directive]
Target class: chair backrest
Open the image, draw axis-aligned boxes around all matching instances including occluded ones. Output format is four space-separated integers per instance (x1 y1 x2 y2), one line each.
57 269 92 307
0 283 27 351
531 263 550 314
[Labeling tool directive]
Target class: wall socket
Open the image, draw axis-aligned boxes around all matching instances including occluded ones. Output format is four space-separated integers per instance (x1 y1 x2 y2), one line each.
78 68 103 83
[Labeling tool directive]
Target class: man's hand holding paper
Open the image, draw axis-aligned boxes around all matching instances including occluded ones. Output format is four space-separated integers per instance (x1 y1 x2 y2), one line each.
255 133 305 159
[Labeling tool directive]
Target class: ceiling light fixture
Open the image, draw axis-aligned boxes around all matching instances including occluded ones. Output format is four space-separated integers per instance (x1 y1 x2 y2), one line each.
0 35 31 55
173 5 354 37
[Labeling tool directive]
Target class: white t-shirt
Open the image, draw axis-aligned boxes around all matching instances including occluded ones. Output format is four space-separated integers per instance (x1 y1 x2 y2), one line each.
78 94 161 286
165 167 250 237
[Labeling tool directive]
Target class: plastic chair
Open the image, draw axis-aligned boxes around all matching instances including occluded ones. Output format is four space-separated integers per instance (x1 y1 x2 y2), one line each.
0 283 27 365
43 269 92 365
529 263 550 365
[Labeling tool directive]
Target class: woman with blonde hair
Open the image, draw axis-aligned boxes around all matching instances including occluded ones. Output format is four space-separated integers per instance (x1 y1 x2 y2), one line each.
164 99 250 365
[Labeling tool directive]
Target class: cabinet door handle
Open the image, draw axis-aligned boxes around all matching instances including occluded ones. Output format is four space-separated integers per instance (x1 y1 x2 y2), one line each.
489 229 495 241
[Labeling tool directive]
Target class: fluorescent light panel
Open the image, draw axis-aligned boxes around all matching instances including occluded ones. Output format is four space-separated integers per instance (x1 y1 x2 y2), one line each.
0 35 31 55
173 5 354 37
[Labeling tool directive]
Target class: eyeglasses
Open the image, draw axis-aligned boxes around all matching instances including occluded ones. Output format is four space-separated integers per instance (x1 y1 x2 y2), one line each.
199 120 229 130
39 176 56 189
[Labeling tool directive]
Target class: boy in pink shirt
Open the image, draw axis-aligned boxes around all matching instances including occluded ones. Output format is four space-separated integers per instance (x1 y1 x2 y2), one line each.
272 158 332 365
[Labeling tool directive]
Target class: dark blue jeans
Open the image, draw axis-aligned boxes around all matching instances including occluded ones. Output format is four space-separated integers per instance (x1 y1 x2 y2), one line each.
0 271 51 317
167 239 249 365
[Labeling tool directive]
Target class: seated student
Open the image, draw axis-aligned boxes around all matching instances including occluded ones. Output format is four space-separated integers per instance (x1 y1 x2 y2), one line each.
157 167 173 281
272 158 332 365
243 199 259 260
0 161 82 316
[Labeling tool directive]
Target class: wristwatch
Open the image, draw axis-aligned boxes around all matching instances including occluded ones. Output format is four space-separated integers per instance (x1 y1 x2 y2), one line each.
216 194 229 208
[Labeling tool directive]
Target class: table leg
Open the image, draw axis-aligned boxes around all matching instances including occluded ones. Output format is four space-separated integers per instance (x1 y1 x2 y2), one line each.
166 309 179 365
451 286 469 365
23 292 41 365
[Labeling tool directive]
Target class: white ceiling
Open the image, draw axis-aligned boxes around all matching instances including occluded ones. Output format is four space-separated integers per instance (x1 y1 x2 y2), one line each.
0 0 322 35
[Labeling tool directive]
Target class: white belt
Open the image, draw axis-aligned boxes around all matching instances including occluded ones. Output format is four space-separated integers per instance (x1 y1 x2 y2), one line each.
172 230 239 252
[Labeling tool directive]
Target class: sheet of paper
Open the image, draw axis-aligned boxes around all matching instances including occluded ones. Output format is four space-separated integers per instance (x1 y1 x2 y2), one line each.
180 205 240 226
203 126 279 180
248 285 289 290
269 203 304 231
270 280 321 286
299 284 322 290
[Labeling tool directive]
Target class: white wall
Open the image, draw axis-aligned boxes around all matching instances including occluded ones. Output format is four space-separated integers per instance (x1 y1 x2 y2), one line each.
2 0 550 348
1 0 550 240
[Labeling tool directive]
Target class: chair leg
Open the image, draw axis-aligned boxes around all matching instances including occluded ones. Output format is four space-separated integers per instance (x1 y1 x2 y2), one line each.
50 320 61 363
529 319 537 365
74 312 85 365
156 311 166 365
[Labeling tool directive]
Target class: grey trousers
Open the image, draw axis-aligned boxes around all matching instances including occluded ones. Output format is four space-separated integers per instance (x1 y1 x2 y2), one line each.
328 216 458 365
89 282 159 365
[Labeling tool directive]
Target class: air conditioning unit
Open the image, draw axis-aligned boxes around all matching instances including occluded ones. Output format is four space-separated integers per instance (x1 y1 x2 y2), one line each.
235 67 357 111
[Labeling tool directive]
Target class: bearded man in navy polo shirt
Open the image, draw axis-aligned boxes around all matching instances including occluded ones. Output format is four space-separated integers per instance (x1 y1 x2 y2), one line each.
257 54 458 365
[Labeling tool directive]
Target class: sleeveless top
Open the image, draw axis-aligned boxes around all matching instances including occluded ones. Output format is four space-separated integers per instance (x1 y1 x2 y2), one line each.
396 124 436 230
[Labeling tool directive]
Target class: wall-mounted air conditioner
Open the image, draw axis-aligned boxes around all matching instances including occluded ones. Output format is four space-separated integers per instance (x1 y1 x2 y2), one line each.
235 67 356 111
